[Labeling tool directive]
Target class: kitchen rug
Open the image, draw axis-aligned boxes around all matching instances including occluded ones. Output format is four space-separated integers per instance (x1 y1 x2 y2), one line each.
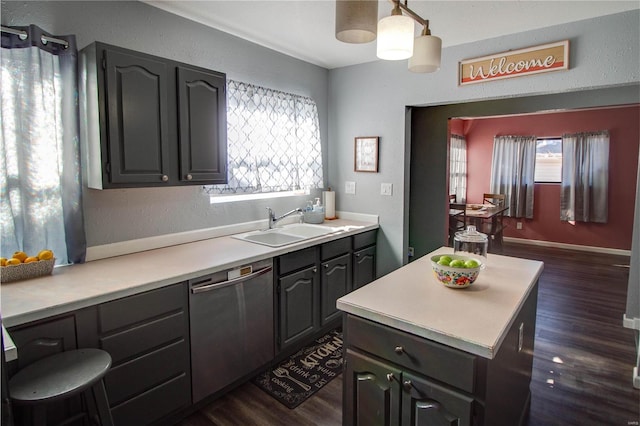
252 329 343 409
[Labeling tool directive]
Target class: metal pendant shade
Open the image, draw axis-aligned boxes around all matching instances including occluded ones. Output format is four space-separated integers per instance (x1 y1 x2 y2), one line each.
335 0 378 44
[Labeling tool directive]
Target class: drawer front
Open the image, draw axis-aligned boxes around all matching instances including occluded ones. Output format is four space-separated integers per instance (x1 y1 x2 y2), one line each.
100 311 185 364
110 373 190 426
98 283 185 333
278 246 316 275
104 339 189 406
353 230 377 250
320 237 351 261
346 315 476 393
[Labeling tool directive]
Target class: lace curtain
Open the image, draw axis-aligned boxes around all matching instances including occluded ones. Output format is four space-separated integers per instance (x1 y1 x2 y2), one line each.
560 131 609 223
449 135 467 203
0 25 86 265
208 80 323 194
489 135 536 218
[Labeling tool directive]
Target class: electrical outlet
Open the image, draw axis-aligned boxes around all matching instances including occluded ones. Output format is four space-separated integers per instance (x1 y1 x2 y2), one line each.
517 222 523 230
408 247 415 257
345 181 356 194
381 183 393 196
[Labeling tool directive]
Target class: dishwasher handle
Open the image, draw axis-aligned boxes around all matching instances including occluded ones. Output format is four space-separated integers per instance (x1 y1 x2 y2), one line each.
191 266 273 294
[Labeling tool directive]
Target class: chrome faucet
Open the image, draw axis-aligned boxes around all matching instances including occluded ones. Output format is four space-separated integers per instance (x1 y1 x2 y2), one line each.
267 207 303 229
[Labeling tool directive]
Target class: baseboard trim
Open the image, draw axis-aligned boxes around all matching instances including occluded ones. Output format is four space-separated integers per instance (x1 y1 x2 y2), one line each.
624 314 640 331
503 237 631 257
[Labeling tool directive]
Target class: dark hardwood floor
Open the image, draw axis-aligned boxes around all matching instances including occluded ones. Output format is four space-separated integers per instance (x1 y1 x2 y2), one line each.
176 243 639 426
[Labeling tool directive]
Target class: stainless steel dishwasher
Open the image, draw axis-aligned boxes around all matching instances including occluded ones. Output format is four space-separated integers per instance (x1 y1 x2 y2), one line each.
189 258 274 403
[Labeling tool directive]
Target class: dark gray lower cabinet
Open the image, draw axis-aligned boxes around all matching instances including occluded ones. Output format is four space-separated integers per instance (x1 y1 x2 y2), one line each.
343 282 538 426
321 253 352 325
90 283 191 426
278 263 319 350
276 232 377 354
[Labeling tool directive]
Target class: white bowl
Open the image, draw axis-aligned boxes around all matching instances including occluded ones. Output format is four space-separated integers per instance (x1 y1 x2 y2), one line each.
430 254 482 289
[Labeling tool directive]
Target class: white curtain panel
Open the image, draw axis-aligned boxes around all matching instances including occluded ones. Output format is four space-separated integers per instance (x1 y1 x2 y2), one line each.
449 135 467 203
489 135 536 218
560 131 610 223
0 25 85 264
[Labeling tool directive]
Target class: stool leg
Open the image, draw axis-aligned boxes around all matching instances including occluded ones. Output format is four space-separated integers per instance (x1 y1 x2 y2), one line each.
91 380 114 426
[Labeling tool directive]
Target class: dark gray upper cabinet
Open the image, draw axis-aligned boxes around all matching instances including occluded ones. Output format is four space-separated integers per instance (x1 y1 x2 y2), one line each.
80 42 227 189
104 49 171 185
177 66 227 183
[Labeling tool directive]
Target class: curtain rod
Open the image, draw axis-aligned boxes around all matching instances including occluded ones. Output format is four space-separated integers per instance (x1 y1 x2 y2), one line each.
1 25 69 48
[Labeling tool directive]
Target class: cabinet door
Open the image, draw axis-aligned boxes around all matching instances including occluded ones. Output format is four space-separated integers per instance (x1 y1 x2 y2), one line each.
177 66 227 183
278 265 319 350
401 372 473 426
104 48 170 184
353 245 376 289
344 349 401 426
321 253 352 325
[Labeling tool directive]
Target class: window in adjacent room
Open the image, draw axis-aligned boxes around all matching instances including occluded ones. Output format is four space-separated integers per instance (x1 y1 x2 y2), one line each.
205 80 324 201
534 137 562 183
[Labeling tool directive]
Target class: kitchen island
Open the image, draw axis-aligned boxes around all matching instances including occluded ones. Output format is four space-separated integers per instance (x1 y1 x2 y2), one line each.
337 247 543 426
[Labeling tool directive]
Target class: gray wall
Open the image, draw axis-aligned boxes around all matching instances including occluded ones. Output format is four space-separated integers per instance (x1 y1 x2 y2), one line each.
329 10 640 276
627 149 640 321
1 0 329 246
3 2 639 276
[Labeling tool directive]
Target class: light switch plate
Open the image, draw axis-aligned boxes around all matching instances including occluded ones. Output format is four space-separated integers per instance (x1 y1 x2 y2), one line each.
345 181 356 194
381 183 393 196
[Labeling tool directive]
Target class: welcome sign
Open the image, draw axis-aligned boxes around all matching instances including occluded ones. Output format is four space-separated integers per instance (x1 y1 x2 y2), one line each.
459 40 569 86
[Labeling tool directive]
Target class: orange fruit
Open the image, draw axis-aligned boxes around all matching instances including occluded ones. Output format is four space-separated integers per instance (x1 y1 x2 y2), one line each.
13 251 28 262
6 258 21 266
37 250 54 261
24 256 39 263
0 258 6 266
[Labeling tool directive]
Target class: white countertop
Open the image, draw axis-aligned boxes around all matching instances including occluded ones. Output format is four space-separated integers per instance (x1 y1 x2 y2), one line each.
337 247 543 359
1 219 377 328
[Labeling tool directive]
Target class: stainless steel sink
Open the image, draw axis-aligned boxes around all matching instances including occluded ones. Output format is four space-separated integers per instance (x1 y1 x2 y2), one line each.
232 223 335 247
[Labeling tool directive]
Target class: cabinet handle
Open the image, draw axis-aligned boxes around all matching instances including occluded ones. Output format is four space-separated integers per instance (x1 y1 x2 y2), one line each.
312 268 317 273
324 264 329 269
403 380 412 391
386 373 395 382
518 322 524 352
394 346 404 355
355 253 360 257
161 175 169 182
186 174 193 181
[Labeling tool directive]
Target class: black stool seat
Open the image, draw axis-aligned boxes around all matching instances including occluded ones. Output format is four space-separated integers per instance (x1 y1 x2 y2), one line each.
9 348 114 425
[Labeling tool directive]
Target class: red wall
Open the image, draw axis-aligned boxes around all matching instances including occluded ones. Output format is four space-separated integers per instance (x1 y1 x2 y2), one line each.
456 105 639 250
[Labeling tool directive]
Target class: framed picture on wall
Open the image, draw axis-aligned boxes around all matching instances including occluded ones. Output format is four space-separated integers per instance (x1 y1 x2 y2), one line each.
354 136 379 172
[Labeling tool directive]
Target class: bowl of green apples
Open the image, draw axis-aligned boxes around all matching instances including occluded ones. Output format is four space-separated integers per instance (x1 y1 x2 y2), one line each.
430 254 482 289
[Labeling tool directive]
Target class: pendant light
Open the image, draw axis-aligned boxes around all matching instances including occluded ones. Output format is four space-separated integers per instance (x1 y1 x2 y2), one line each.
376 2 414 60
408 26 442 73
335 0 378 44
335 0 443 73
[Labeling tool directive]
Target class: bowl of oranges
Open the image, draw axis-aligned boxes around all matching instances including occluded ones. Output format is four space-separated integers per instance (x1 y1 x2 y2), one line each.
1 250 55 283
430 254 482 289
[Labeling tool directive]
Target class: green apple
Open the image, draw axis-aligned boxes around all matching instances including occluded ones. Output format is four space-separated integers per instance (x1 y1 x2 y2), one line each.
437 258 451 266
463 259 479 268
449 259 465 268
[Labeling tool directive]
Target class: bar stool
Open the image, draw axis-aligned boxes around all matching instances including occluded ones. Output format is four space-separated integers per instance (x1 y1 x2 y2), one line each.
9 348 114 426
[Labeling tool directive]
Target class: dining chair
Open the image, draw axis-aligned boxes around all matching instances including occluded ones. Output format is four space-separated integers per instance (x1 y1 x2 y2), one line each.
481 194 506 252
448 203 467 246
449 194 456 203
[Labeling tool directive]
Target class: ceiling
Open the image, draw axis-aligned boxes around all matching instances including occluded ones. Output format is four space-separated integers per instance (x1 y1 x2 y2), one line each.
143 1 639 69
